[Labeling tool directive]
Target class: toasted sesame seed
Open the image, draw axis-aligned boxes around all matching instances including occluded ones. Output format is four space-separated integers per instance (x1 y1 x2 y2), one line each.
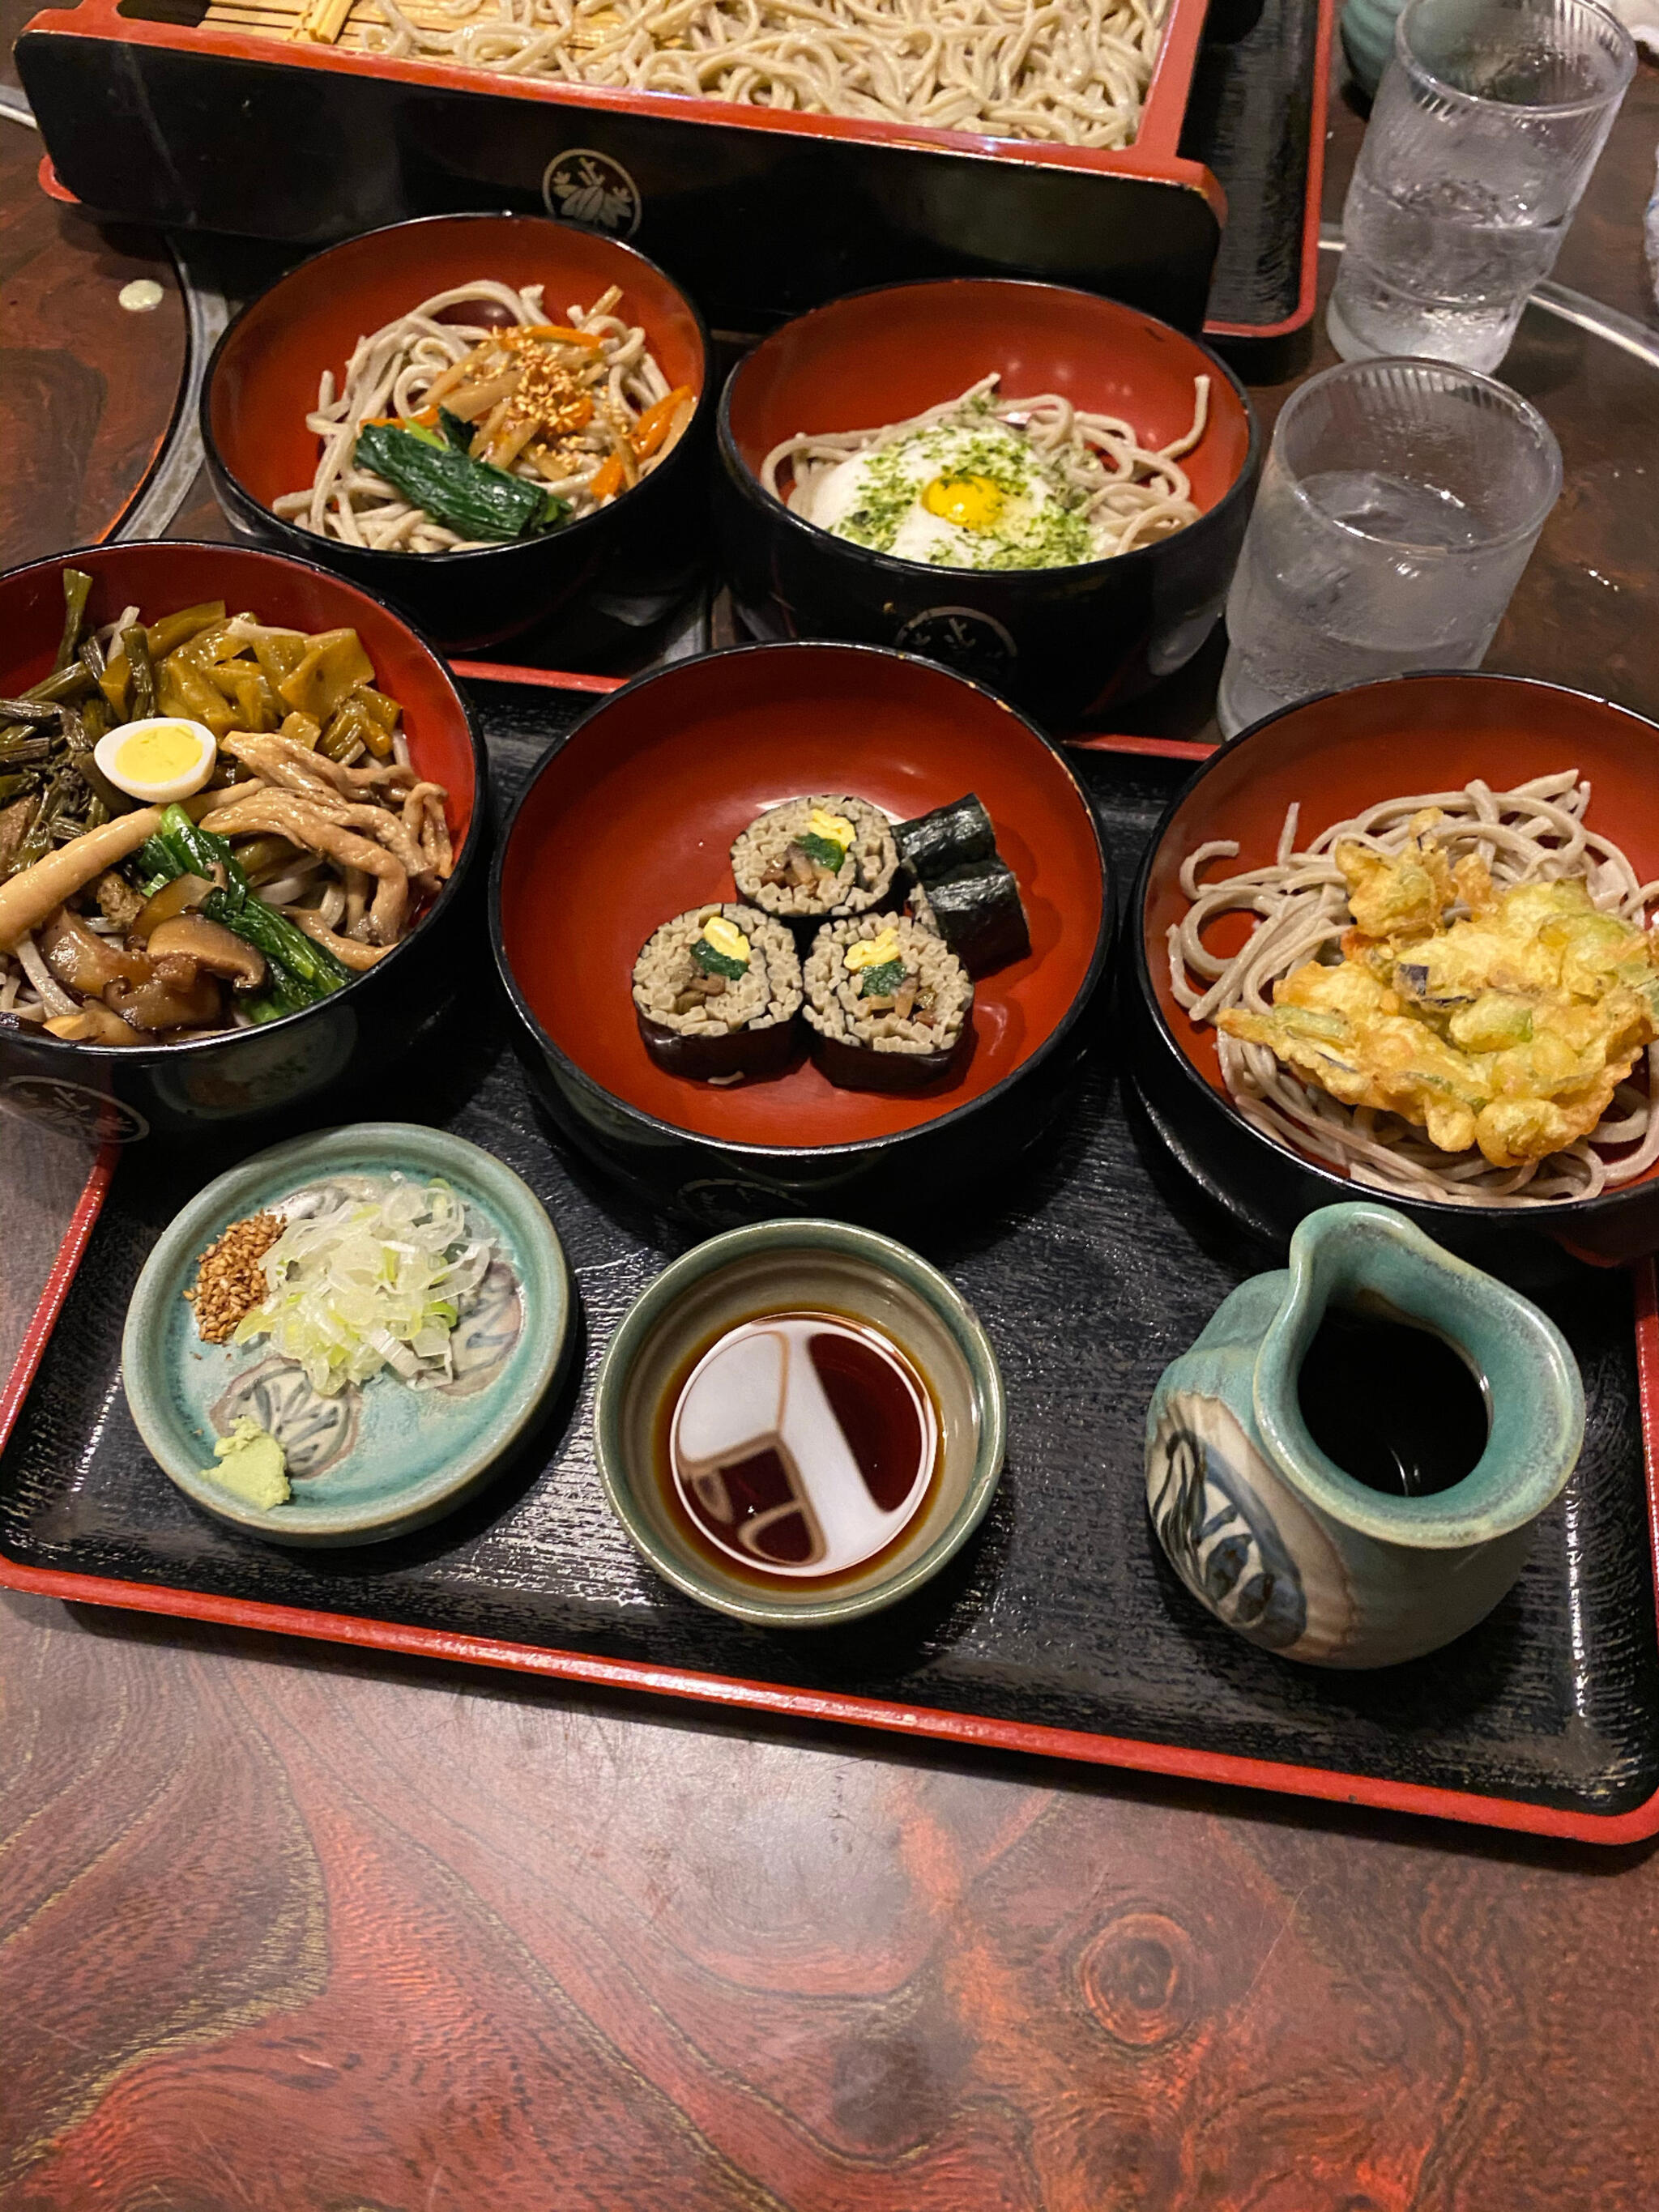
184 1211 284 1344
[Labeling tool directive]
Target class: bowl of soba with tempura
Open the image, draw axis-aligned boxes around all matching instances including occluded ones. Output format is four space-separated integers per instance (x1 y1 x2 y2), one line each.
1127 672 1659 1276
203 213 714 654
0 541 484 1142
716 279 1259 730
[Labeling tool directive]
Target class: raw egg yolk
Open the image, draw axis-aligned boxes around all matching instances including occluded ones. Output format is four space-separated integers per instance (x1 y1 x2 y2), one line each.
922 475 1005 531
114 723 204 786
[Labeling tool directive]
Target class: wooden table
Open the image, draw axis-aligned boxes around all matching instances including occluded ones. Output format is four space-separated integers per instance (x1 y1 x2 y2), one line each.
6 31 1659 2209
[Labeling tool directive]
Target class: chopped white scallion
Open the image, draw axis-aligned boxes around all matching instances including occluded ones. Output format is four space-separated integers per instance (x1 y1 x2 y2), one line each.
232 1174 496 1395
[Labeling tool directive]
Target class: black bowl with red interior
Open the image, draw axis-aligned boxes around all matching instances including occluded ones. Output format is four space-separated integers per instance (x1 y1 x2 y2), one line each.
203 212 714 655
1125 673 1659 1281
491 641 1112 1225
0 542 484 1145
717 279 1259 731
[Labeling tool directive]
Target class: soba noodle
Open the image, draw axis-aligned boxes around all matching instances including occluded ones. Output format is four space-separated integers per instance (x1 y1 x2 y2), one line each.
762 372 1209 566
362 0 1171 150
1168 771 1659 1208
274 279 685 554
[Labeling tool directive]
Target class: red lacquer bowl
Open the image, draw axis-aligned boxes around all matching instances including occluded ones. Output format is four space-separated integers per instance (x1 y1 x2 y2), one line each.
0 539 484 1144
718 278 1260 728
203 212 714 654
1126 673 1659 1273
491 642 1111 1222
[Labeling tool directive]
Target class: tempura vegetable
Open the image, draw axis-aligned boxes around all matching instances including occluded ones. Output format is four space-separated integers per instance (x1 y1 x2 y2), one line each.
1219 819 1659 1170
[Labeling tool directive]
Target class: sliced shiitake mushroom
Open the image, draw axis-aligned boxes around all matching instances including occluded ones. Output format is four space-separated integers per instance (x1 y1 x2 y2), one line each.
45 1002 138 1046
129 872 214 940
145 914 266 991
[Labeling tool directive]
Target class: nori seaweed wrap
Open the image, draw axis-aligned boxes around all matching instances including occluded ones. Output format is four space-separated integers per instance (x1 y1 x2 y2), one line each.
633 903 803 1083
912 858 1031 978
894 792 996 884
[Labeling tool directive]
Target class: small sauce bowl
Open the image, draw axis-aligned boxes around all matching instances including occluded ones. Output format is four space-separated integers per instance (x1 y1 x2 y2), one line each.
593 1217 1005 1626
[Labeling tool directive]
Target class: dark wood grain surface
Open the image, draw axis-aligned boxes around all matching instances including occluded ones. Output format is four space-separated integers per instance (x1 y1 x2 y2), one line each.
0 81 186 562
6 27 1659 2209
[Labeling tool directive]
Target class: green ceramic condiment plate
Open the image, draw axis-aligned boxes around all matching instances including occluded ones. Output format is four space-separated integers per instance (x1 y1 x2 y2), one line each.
122 1122 573 1546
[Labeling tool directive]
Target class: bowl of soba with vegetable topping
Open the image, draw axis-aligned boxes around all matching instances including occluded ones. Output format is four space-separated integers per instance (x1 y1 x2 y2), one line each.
203 213 714 654
718 279 1259 728
1127 673 1659 1277
0 541 484 1143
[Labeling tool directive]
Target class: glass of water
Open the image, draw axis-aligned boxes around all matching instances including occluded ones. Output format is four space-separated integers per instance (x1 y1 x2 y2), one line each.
1329 0 1635 374
1217 357 1561 739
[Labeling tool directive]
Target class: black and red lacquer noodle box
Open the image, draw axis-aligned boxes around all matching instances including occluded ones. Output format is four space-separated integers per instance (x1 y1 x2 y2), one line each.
16 0 1333 339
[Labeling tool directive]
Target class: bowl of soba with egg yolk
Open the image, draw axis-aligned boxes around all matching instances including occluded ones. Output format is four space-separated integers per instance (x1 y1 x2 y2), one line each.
203 212 714 655
718 278 1259 730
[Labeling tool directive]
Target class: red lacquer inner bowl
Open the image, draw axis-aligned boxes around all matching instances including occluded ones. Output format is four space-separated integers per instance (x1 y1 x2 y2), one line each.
1141 673 1659 1205
207 212 707 519
0 540 476 837
494 644 1108 1149
723 279 1254 526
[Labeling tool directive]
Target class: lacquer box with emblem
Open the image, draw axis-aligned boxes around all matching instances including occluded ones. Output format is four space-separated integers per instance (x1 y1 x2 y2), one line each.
15 0 1333 340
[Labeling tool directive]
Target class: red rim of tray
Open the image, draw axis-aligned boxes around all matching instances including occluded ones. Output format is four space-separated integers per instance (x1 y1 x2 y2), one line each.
4 716 1658 1848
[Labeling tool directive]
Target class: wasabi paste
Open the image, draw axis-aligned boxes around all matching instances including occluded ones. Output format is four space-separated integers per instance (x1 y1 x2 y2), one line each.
200 1416 290 1508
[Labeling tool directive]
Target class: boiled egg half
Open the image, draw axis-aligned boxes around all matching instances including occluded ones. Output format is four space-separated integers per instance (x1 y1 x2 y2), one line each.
93 717 218 804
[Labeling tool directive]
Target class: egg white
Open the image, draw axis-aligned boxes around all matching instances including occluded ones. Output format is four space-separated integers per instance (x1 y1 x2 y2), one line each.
805 420 1088 570
93 716 218 805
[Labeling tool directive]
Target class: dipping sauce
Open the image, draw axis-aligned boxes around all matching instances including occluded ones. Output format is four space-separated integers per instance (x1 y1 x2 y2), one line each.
1298 1311 1489 1498
662 1310 940 1582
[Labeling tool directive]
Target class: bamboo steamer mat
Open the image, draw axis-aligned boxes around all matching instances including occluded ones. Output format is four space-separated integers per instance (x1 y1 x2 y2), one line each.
203 0 455 48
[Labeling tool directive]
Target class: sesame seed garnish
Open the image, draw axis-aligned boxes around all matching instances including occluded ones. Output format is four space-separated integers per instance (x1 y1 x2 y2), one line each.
183 1211 284 1344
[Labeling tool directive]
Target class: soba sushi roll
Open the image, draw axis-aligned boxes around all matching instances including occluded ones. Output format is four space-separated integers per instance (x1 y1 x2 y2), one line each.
633 904 803 1084
802 915 974 1093
731 796 900 927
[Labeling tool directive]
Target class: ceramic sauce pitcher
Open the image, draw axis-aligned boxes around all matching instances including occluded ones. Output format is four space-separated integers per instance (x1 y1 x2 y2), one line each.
1145 1203 1584 1669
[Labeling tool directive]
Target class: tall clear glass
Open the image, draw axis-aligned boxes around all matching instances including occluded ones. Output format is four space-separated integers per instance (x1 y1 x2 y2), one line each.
1217 357 1561 739
1328 0 1635 373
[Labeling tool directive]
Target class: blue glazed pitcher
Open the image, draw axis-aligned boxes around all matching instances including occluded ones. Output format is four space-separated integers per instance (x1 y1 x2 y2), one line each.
1145 1204 1584 1669
1341 0 1408 98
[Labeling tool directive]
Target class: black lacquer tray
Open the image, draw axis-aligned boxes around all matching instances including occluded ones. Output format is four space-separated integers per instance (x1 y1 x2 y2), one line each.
4 687 1657 1843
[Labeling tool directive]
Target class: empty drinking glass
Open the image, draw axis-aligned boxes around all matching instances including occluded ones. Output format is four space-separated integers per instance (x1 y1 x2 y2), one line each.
1329 0 1636 373
1217 357 1561 739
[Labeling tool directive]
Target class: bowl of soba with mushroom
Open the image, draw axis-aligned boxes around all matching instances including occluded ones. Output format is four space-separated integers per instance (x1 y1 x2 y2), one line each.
717 279 1259 728
1127 672 1659 1277
203 213 714 654
0 541 484 1143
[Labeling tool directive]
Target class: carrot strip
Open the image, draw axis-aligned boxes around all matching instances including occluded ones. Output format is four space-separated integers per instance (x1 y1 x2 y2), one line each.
630 385 696 458
587 454 625 501
526 324 606 350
